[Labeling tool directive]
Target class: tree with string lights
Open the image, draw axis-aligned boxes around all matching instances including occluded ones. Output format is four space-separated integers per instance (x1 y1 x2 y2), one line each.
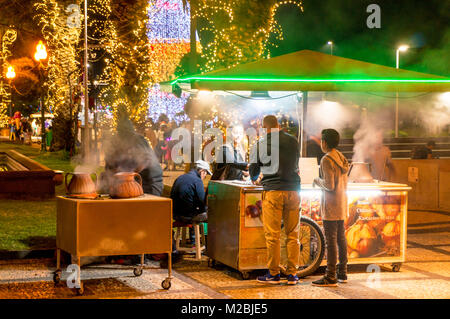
33 0 83 152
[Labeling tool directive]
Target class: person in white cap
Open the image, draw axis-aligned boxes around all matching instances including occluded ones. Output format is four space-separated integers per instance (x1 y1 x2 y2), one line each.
170 160 211 224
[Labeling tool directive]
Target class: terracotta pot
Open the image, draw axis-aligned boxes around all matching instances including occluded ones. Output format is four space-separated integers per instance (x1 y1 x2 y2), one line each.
109 172 143 198
65 172 97 195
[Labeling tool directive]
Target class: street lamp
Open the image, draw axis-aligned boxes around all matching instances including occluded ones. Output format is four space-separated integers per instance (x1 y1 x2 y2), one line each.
5 65 15 117
34 40 48 152
327 41 333 55
396 45 409 69
395 45 409 138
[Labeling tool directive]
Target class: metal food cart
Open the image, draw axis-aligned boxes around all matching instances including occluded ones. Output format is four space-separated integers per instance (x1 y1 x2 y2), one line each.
206 180 410 279
54 194 173 294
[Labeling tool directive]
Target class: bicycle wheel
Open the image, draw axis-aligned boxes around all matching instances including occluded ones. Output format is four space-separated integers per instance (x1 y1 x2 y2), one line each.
296 216 325 278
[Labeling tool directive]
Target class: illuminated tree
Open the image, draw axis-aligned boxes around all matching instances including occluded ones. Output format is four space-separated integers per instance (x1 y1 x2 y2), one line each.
194 0 304 72
93 0 152 130
0 28 17 126
33 0 82 151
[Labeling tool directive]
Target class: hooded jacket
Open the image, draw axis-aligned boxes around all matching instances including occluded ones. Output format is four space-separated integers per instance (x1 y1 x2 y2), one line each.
314 148 349 220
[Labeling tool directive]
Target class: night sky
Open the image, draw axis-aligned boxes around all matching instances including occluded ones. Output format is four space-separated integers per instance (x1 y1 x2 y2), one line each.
271 0 449 76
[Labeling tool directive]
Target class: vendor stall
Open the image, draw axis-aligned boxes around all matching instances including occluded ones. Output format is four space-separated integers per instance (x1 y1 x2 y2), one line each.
207 180 411 279
165 49 448 278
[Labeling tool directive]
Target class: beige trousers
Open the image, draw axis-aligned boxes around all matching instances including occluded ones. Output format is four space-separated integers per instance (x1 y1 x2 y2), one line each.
262 190 300 276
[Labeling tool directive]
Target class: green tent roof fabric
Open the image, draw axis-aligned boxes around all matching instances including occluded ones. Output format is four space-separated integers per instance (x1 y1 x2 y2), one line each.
170 50 450 92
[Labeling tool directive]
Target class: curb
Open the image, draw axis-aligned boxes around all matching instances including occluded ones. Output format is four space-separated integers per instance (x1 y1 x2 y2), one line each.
0 249 55 261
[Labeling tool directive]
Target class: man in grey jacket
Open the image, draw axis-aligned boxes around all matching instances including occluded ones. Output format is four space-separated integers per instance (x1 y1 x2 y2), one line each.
312 128 349 287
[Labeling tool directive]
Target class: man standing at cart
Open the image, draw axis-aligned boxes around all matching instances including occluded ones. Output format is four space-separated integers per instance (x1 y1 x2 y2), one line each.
312 128 349 287
250 115 301 285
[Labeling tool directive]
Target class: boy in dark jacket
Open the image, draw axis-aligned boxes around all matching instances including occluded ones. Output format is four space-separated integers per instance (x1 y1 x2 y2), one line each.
312 128 349 287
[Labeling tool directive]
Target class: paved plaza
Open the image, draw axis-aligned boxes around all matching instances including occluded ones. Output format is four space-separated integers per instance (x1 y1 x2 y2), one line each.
0 210 448 299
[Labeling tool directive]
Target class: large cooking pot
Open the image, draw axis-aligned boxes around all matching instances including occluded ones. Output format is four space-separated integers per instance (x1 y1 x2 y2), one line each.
65 172 97 195
348 162 374 183
109 172 144 198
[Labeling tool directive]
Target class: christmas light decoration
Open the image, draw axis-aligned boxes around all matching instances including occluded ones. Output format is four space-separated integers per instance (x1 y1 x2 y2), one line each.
194 0 304 72
0 28 17 126
33 0 82 135
89 0 304 129
172 76 450 85
94 0 153 128
147 0 192 123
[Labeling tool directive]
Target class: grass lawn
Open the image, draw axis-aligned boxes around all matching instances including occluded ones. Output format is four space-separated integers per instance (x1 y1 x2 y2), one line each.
0 141 74 251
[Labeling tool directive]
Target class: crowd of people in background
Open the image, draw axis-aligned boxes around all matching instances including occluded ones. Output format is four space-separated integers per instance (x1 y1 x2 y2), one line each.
143 118 186 171
8 111 32 144
6 111 53 149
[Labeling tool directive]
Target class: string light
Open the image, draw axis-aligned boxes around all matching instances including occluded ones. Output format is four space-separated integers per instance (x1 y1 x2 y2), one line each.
194 0 304 73
147 0 192 124
0 28 17 126
33 0 81 124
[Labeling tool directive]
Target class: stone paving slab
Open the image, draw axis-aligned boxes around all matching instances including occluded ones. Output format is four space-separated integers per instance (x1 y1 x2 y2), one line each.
0 210 448 299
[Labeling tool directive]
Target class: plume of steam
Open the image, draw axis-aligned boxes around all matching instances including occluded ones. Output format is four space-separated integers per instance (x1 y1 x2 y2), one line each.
352 114 386 163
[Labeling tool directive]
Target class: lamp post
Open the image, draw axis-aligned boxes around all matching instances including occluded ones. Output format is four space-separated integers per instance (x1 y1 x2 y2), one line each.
327 41 333 55
5 65 15 117
395 45 409 138
34 40 48 152
82 0 90 161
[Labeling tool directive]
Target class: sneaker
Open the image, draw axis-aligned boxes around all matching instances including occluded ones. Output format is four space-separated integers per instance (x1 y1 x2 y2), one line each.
312 276 338 287
337 273 347 283
287 274 299 285
257 272 281 284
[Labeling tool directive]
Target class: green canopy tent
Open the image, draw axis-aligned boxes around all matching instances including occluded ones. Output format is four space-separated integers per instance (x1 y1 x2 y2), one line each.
164 50 450 155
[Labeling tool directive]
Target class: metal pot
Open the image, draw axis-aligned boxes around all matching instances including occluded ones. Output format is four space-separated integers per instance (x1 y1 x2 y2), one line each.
65 172 97 195
348 162 374 183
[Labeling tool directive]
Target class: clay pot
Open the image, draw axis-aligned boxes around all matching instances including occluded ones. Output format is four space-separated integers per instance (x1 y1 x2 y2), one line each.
65 172 97 195
109 172 144 198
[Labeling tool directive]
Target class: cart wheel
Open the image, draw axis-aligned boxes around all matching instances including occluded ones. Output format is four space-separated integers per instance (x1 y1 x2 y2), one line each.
207 258 216 268
53 270 61 284
161 278 171 290
391 263 401 272
75 283 84 296
240 271 250 280
133 267 143 277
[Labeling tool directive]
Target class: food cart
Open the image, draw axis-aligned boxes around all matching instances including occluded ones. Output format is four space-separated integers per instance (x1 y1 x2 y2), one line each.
165 49 448 278
207 180 410 279
55 194 173 294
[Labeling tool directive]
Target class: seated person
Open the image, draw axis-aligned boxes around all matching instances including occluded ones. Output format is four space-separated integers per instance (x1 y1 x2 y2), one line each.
411 141 436 160
170 160 211 224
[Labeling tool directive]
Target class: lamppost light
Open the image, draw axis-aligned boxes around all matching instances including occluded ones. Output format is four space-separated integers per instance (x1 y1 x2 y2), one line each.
34 40 47 61
398 45 409 52
6 65 16 79
327 41 333 45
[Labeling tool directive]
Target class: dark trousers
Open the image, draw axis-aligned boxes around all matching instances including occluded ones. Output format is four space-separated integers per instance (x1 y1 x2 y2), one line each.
323 220 348 279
